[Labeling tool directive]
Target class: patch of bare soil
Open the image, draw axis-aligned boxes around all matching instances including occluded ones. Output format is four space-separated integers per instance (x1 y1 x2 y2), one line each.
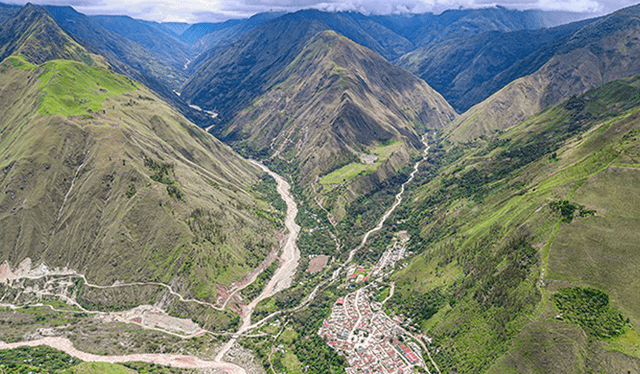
0 337 246 373
307 255 330 274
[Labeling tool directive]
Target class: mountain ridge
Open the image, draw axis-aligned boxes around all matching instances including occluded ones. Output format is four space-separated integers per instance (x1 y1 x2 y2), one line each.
447 3 640 142
223 30 456 219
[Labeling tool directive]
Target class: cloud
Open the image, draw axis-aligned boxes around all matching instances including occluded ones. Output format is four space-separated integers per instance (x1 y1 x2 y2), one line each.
4 0 637 23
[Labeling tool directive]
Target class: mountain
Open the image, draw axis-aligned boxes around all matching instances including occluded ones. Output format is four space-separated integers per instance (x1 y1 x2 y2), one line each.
0 4 95 65
0 2 19 25
385 76 640 374
186 12 287 66
181 7 581 124
397 18 597 112
91 15 190 70
180 12 327 121
180 9 420 121
155 21 190 36
448 4 640 142
180 19 244 45
0 13 282 327
222 31 456 218
374 6 588 48
44 5 188 93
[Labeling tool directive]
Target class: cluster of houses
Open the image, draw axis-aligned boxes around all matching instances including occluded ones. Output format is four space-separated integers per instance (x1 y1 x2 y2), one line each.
319 290 425 373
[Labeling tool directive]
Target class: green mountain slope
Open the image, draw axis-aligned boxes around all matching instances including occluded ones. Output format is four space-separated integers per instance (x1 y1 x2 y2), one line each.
448 4 640 142
224 30 456 219
0 51 281 312
380 77 640 373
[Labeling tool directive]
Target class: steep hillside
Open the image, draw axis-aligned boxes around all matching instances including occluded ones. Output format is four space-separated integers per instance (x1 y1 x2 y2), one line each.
0 4 96 65
186 12 287 68
375 6 585 48
180 12 328 121
0 52 282 317
91 15 190 70
0 2 19 25
378 77 640 373
180 9 424 119
180 7 580 124
223 31 456 219
44 5 187 92
398 19 596 112
180 19 244 45
448 4 640 142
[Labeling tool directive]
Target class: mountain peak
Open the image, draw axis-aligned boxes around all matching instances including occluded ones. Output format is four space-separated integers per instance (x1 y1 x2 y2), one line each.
0 3 95 65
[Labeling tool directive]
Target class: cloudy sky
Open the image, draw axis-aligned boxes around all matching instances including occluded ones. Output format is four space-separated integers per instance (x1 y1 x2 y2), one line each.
5 0 639 22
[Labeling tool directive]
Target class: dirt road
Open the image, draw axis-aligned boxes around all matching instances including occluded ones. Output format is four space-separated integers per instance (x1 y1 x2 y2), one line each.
346 135 431 263
0 337 245 373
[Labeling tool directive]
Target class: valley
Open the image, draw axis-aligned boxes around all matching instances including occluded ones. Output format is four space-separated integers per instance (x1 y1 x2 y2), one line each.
2 2 640 374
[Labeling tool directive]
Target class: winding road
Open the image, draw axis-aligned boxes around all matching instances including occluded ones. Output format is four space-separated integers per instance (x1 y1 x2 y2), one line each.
346 135 430 264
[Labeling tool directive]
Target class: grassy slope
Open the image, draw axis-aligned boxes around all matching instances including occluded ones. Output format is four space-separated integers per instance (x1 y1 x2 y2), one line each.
38 59 136 116
0 56 281 328
388 77 640 373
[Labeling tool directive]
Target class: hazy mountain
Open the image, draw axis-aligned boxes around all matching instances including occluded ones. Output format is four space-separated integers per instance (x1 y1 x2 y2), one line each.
0 2 19 25
398 18 597 112
223 31 456 217
448 4 640 141
373 6 588 48
156 21 190 36
186 12 287 66
180 19 244 45
91 15 190 70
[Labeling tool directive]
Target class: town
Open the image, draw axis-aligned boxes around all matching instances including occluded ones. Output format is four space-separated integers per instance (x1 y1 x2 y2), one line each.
318 289 425 373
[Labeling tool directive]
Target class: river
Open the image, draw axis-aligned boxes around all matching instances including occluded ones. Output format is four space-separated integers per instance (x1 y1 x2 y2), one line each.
0 136 431 373
214 160 301 362
0 161 302 374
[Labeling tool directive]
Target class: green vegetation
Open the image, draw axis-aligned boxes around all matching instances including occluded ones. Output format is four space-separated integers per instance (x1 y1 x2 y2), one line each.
121 362 195 373
387 288 445 327
382 76 640 373
125 183 137 198
241 285 346 374
253 174 286 216
241 261 278 300
0 346 80 373
38 59 135 116
143 156 183 201
5 55 36 70
71 362 132 374
549 200 595 222
319 141 401 187
554 287 626 339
